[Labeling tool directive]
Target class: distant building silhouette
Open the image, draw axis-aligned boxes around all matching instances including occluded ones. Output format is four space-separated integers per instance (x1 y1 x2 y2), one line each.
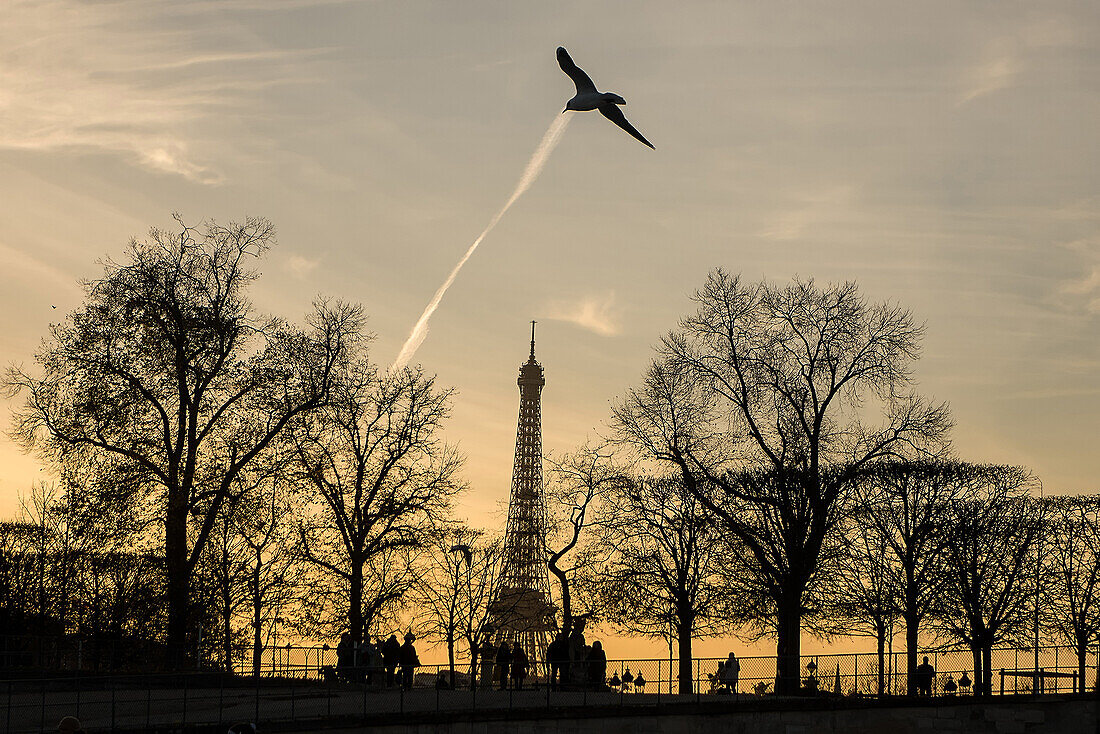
486 322 556 668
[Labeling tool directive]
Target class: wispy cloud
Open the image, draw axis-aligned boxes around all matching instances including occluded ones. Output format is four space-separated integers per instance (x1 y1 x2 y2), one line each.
959 38 1020 104
958 18 1078 105
282 254 320 279
758 185 856 241
545 293 621 337
0 1 333 182
1059 249 1100 314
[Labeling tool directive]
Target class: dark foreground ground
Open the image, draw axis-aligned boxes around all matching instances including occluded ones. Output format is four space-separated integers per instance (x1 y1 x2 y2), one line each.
5 681 1098 734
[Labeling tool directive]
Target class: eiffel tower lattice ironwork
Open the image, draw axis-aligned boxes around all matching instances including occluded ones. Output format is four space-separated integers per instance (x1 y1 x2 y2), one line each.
487 321 556 668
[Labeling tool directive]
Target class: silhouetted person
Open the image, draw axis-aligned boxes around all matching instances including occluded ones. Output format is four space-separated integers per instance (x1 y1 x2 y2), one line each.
722 652 740 693
336 633 352 680
915 656 935 697
479 637 497 689
511 644 529 690
368 637 385 687
435 671 451 690
587 640 607 689
399 632 419 690
356 636 373 682
548 633 568 690
568 620 587 686
382 633 401 687
496 641 513 690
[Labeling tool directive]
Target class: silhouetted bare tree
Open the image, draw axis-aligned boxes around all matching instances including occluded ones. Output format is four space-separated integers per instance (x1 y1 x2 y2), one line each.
411 525 506 687
4 216 360 664
613 272 951 693
592 474 740 694
202 504 252 671
201 451 302 675
938 466 1041 696
855 460 974 695
545 447 627 640
831 504 900 696
290 359 463 645
1043 494 1100 689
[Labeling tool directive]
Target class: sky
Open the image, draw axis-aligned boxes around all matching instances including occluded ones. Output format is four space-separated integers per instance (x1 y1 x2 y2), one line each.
2 0 1099 658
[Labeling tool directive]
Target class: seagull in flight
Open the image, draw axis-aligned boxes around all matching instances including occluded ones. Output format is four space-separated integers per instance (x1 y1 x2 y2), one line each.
557 47 654 150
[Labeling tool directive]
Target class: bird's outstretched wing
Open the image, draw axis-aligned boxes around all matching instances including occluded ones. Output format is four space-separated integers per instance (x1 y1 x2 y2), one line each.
557 47 597 94
598 103 655 149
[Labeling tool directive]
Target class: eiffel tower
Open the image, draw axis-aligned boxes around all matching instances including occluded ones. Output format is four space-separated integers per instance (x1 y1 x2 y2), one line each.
487 321 556 668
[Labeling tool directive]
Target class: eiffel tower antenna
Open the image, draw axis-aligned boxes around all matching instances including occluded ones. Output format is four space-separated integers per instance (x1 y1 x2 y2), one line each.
487 322 556 667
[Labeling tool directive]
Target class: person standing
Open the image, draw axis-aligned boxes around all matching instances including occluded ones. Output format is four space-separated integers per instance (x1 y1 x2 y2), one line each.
382 633 401 687
356 637 373 683
915 656 935 697
548 633 568 690
510 643 529 691
336 633 352 680
587 640 607 689
399 632 419 690
496 641 513 691
479 637 497 690
368 637 385 687
722 652 740 693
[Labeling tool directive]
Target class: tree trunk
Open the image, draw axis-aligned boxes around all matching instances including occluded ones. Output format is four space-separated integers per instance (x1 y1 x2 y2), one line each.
677 615 694 695
981 645 993 697
448 632 456 688
775 594 802 695
222 585 234 674
877 627 886 696
969 645 982 697
165 502 190 669
905 609 919 696
1077 641 1087 695
467 637 479 691
252 561 263 678
349 565 363 643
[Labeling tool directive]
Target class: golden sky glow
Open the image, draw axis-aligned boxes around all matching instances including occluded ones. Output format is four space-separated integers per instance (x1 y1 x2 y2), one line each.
2 0 1099 658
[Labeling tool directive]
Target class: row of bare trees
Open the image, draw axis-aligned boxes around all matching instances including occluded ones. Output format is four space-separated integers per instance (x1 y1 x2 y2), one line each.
548 272 1100 697
2 217 1097 696
2 217 471 670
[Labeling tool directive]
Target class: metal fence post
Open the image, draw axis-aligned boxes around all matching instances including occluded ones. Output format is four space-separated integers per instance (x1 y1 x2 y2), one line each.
145 681 151 729
110 678 116 733
6 680 12 734
182 673 188 726
40 678 46 732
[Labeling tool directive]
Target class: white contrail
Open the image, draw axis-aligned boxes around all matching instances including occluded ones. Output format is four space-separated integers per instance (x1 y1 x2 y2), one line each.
391 113 572 371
